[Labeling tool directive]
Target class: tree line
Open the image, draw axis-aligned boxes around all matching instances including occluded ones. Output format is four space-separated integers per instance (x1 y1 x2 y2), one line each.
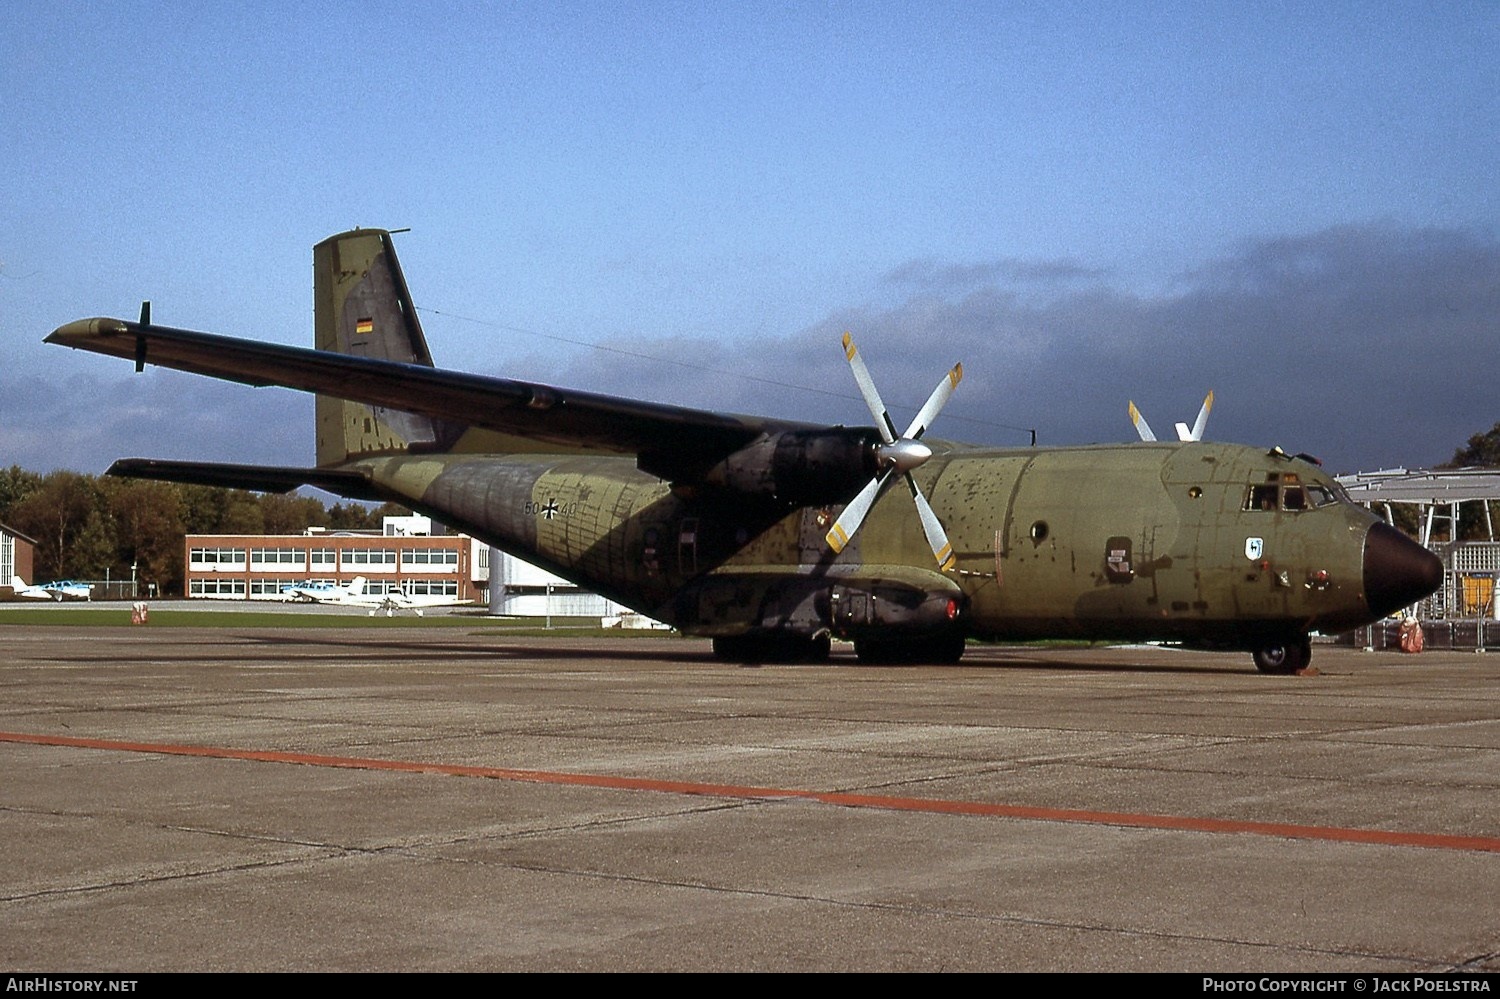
0 467 409 596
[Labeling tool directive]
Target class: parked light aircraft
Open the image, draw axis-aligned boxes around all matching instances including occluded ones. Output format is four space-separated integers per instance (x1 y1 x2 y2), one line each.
281 577 367 603
46 229 1443 672
283 576 466 616
352 585 472 617
26 580 94 601
4 576 55 601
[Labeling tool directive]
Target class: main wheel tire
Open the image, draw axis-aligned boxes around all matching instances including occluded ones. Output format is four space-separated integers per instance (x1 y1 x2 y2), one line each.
713 633 831 664
931 633 967 664
854 634 966 665
1253 638 1308 674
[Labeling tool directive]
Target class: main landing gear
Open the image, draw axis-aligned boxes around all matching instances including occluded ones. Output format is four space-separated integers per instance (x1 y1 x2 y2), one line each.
853 633 966 665
1252 636 1312 674
712 632 968 665
712 633 831 664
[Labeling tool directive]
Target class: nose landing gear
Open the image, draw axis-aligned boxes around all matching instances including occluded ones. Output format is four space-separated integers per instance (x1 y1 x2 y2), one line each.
1253 636 1312 674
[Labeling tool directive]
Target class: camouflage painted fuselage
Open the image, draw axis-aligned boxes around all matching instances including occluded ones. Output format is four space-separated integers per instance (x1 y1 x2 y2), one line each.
352 436 1387 648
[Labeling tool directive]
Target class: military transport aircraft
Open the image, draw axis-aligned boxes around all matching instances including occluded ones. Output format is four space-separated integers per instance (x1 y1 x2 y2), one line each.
46 229 1443 672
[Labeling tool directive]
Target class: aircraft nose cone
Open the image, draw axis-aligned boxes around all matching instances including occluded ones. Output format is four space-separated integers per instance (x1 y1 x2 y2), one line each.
1363 522 1444 619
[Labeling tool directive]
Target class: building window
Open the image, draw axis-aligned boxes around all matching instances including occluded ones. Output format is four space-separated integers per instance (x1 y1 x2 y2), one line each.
250 547 306 569
400 548 459 567
404 579 458 596
249 579 300 596
340 549 397 569
189 578 246 597
189 547 247 569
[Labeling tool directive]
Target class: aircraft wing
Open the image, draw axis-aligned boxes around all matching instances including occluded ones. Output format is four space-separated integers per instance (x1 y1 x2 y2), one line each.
46 318 820 480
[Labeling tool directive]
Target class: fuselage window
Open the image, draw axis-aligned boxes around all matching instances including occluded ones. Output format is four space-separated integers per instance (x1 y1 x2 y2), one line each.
1283 486 1307 511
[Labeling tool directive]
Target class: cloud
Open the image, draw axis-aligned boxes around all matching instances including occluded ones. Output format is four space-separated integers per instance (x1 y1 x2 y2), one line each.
539 222 1500 472
882 257 1108 293
0 370 308 475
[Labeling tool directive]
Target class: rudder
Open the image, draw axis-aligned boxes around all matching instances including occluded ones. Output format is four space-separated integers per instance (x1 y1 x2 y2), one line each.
313 229 455 466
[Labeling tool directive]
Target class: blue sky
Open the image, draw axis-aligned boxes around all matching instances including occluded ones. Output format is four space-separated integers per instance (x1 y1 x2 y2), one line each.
4 1 1498 476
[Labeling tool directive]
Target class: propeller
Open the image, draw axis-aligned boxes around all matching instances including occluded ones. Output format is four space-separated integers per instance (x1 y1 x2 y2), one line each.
1129 390 1213 442
824 332 962 571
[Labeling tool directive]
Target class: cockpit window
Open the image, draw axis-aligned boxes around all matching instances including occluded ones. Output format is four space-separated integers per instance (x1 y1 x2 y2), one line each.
1244 484 1280 511
1307 484 1341 507
1243 475 1333 513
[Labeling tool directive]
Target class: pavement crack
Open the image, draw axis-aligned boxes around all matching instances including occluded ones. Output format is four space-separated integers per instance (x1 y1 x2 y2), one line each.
402 851 1458 970
0 853 338 904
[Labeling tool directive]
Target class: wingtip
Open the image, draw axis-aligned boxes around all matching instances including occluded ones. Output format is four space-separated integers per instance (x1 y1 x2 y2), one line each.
45 317 130 345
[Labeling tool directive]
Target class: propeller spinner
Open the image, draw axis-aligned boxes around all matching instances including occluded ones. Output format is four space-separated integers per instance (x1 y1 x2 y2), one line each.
825 332 962 571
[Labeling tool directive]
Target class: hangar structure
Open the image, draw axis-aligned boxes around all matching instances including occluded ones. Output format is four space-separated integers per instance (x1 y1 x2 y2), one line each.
0 522 37 596
1338 467 1500 621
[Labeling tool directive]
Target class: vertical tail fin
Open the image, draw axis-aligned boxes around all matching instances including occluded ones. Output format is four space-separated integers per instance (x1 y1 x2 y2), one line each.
313 229 457 466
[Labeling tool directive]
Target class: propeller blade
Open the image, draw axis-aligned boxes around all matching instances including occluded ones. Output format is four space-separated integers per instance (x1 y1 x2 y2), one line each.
1182 390 1214 442
907 474 956 571
825 469 893 554
902 362 963 440
842 332 898 443
1128 401 1157 442
828 332 962 568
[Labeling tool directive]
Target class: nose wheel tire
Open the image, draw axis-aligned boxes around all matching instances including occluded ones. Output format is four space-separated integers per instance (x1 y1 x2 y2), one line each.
1253 637 1311 674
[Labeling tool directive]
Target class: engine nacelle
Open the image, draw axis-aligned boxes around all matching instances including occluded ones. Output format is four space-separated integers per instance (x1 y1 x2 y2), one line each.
703 429 881 506
821 582 967 639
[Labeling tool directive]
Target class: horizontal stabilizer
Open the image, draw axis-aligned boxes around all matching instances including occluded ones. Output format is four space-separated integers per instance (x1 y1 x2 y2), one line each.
108 458 384 500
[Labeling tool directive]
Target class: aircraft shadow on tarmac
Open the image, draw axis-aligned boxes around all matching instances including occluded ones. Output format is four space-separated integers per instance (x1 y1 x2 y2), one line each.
35 630 1261 675
241 633 1256 675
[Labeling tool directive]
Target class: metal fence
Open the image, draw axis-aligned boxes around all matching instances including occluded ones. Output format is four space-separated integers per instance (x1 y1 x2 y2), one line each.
68 580 143 601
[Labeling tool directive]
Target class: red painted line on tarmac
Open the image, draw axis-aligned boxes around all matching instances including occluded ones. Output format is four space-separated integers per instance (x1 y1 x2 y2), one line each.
4 729 1497 855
